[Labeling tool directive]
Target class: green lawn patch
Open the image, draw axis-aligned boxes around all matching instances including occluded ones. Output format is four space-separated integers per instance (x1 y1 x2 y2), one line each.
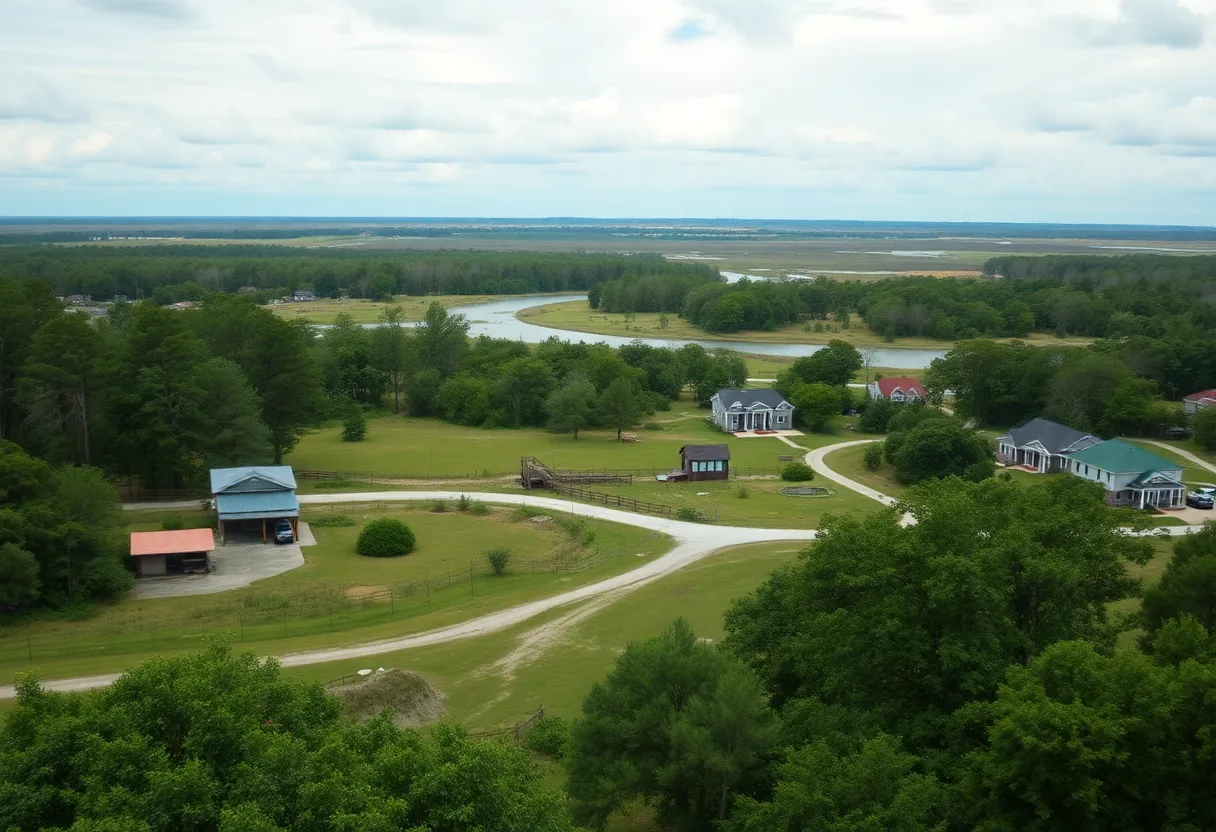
1 505 672 684
287 541 805 731
288 412 807 478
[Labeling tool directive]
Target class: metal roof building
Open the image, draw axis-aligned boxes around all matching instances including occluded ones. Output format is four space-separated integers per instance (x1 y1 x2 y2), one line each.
209 466 299 543
129 528 216 578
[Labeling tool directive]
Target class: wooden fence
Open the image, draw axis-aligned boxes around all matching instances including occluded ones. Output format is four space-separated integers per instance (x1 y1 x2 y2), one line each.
468 706 546 743
547 480 674 518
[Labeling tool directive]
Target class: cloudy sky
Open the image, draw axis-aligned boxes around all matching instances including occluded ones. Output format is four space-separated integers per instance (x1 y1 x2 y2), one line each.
2 0 1216 222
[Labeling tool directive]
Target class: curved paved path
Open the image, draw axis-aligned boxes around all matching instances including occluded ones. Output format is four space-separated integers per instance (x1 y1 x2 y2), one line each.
1139 440 1216 477
2 491 817 699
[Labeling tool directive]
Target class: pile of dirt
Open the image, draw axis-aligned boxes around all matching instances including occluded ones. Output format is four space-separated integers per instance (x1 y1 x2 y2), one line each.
328 669 446 727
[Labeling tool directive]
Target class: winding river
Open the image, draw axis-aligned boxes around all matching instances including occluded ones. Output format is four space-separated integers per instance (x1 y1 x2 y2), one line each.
439 294 947 370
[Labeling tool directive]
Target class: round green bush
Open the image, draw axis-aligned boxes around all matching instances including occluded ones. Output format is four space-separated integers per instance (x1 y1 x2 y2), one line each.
525 715 572 759
356 518 416 558
780 461 815 482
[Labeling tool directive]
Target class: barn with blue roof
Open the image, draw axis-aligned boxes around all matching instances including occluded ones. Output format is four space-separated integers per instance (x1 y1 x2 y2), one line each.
209 466 299 544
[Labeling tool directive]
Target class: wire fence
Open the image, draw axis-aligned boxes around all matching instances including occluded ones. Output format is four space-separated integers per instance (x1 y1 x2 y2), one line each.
0 530 661 669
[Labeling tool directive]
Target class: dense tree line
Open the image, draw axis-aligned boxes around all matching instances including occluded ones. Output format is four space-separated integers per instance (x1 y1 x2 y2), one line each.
0 245 715 304
586 255 1216 352
0 644 568 831
923 338 1209 430
568 478 1216 830
0 278 322 492
320 304 746 435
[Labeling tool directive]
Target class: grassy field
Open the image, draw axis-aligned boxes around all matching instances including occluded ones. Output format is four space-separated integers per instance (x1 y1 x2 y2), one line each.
517 300 1094 351
1126 439 1215 486
286 405 803 478
0 504 672 684
740 352 918 384
287 541 804 730
267 294 525 325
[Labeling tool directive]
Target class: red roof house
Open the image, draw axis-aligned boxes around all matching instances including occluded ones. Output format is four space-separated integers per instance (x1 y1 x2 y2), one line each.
129 528 215 578
867 377 926 402
1184 389 1216 414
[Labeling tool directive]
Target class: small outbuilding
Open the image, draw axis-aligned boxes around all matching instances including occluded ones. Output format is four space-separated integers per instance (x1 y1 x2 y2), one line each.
210 466 299 544
679 444 731 482
130 528 215 578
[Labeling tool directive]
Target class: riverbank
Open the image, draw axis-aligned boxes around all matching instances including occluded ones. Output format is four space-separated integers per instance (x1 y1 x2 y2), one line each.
516 300 1095 350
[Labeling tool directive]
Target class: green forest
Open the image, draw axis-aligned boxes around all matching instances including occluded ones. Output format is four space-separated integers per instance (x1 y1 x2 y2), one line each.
589 254 1216 349
0 246 716 304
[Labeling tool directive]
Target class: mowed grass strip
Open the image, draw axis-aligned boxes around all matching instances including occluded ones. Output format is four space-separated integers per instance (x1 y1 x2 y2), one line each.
286 411 803 478
288 541 805 730
0 505 672 684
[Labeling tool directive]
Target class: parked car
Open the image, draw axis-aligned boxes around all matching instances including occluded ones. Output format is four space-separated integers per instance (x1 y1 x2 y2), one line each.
1186 492 1214 510
274 520 295 544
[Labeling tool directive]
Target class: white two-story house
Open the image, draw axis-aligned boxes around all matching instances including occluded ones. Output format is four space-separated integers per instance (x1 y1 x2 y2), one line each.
1066 439 1186 510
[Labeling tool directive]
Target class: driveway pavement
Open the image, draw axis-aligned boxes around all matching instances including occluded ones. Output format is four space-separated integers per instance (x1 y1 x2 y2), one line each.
131 523 311 599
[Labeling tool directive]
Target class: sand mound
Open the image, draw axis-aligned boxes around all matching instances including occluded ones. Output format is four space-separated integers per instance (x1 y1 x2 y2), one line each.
328 669 445 727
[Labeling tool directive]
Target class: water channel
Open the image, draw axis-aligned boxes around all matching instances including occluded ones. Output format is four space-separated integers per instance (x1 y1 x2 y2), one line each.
425 293 947 370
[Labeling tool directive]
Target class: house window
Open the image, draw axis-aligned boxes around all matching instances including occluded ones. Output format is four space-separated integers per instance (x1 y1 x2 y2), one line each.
714 461 723 472
1106 472 1111 483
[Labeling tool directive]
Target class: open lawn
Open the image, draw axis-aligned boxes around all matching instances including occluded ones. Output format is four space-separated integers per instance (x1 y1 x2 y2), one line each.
517 300 1094 351
287 541 804 731
741 353 916 385
0 504 671 684
287 409 804 478
267 294 523 325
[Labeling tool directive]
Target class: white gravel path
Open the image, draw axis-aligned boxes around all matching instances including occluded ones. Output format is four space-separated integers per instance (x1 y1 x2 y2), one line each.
1 492 816 699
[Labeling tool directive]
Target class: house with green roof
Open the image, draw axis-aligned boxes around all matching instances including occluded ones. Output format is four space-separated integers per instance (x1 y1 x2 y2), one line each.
1066 440 1185 510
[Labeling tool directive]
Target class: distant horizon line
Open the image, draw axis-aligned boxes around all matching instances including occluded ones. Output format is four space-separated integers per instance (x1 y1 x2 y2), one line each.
1 216 1214 230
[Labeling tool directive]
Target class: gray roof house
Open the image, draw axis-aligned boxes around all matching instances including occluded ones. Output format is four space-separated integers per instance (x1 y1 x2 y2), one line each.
995 418 1101 473
710 388 794 433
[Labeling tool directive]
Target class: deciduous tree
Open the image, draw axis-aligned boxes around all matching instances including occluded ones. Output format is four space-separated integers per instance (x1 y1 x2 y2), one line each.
545 372 598 439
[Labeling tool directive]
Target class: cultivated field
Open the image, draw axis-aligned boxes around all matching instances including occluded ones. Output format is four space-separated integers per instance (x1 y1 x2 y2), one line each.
517 300 1095 350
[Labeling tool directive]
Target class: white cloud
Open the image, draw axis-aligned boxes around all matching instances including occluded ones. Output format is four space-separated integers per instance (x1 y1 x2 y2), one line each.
25 137 54 163
69 132 113 156
2 0 1216 221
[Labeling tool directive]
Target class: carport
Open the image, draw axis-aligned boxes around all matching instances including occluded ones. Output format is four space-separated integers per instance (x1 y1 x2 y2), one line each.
210 466 300 544
129 528 215 577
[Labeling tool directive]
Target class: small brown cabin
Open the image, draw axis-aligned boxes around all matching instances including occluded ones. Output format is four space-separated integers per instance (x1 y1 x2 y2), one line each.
680 444 730 482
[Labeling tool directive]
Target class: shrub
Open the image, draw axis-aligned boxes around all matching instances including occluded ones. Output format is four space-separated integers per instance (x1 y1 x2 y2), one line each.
676 507 708 523
487 547 511 576
161 513 185 531
342 407 367 442
525 715 572 759
471 501 490 515
863 442 885 471
309 514 356 528
356 518 416 558
457 494 471 512
781 462 815 482
737 485 750 499
431 500 448 513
